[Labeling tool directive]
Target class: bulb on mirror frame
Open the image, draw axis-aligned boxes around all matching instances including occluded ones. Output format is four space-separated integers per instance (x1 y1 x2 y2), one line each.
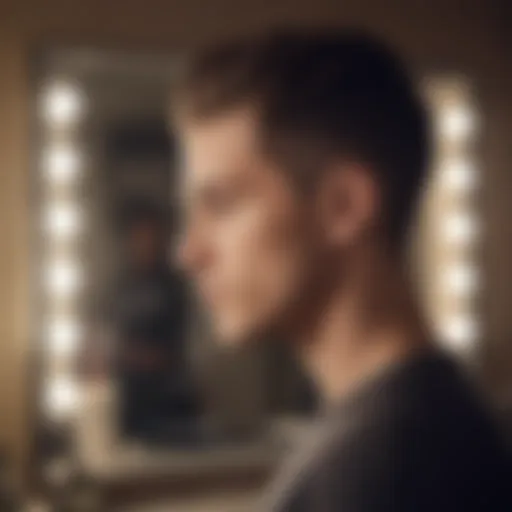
43 145 81 184
442 158 478 193
443 213 480 245
444 264 480 296
41 82 84 127
45 261 81 298
44 203 82 239
44 146 80 182
45 377 80 419
440 103 476 143
47 318 80 355
440 315 479 351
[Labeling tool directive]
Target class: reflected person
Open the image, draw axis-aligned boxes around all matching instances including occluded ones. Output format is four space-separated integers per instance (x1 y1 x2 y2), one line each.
114 200 194 444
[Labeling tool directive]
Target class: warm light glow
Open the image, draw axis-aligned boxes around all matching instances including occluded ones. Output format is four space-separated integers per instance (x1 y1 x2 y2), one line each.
48 318 80 354
444 265 480 296
440 104 475 142
442 159 478 192
46 261 81 297
45 377 80 418
45 203 82 239
441 315 479 349
39 80 87 426
42 82 84 126
429 79 480 355
44 145 81 183
443 213 479 245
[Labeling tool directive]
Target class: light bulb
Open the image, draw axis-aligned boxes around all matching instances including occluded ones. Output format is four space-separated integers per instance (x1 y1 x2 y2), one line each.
44 145 80 183
440 105 475 142
46 261 81 298
48 318 80 354
45 377 79 418
45 203 82 239
443 213 479 245
442 159 478 192
440 315 479 350
42 82 84 127
444 264 479 296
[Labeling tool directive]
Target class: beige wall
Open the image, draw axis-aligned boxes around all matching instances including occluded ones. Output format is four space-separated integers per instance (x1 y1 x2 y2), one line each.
1 0 511 482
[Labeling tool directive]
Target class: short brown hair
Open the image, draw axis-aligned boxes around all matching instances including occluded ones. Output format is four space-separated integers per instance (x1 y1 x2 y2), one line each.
173 30 430 244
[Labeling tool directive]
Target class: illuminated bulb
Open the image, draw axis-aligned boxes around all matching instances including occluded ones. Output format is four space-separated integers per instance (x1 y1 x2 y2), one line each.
45 204 82 238
441 315 479 350
45 378 79 418
443 213 479 245
46 261 81 297
440 105 475 142
44 146 80 183
42 83 83 126
48 318 80 354
444 264 479 296
442 159 478 192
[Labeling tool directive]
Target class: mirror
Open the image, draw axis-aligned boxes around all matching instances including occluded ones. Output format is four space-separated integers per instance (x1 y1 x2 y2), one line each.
32 49 316 493
31 47 480 505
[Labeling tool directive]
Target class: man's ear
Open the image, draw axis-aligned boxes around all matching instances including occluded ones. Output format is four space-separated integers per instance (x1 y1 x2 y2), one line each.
316 162 381 246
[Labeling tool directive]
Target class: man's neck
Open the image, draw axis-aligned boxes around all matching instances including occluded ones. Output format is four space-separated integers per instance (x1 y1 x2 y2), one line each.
297 249 430 406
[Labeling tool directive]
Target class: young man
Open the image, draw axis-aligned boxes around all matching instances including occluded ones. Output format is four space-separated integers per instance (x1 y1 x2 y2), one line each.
173 31 510 511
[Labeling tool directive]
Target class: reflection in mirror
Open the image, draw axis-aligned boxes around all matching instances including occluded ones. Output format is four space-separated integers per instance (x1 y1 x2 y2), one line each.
33 49 315 492
32 49 480 509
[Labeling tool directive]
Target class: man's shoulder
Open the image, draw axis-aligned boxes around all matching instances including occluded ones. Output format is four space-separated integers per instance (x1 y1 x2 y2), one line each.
292 354 511 511
325 353 506 467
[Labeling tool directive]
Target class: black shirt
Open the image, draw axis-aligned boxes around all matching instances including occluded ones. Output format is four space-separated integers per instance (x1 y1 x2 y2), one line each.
265 350 511 511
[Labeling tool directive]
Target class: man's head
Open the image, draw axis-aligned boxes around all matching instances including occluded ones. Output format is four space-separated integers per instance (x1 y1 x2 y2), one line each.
174 30 429 345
